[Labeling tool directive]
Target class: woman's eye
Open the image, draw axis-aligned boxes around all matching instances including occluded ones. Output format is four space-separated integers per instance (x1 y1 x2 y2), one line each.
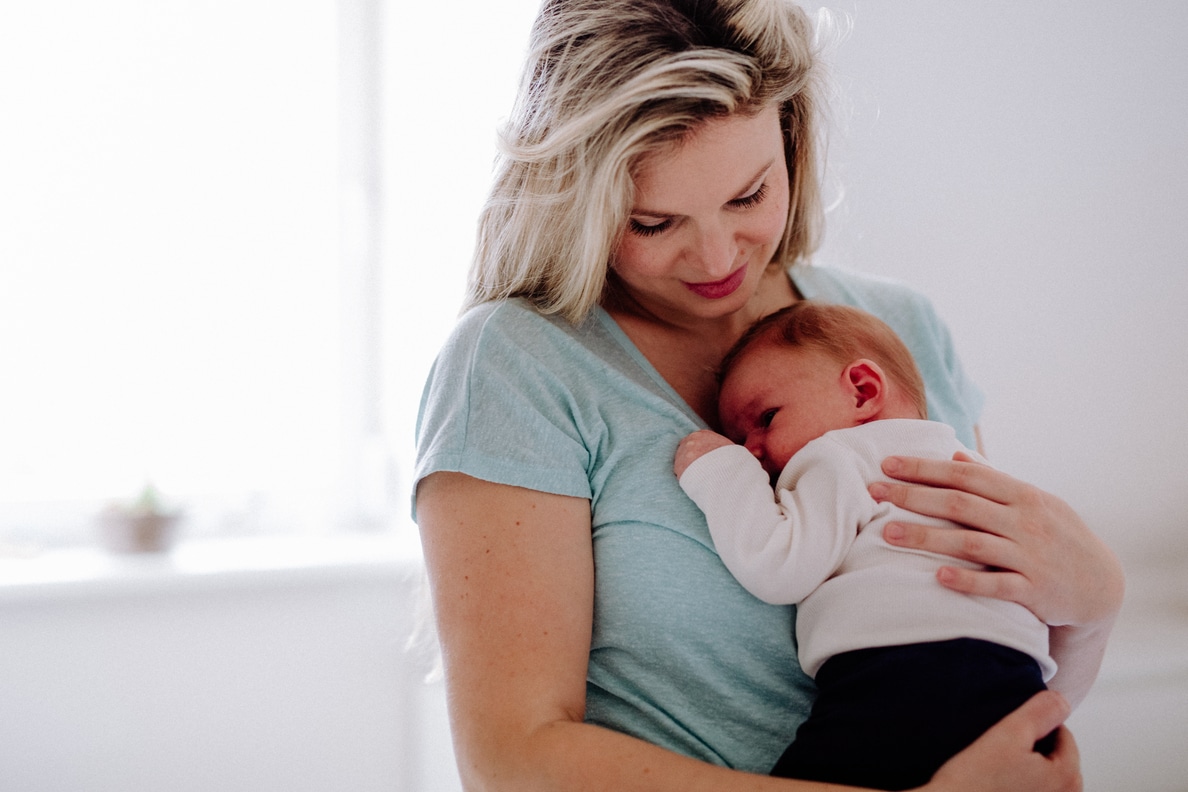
729 182 768 210
758 408 777 428
629 218 671 237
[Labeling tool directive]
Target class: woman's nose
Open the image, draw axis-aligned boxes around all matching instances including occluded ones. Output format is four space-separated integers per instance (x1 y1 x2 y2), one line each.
693 221 736 276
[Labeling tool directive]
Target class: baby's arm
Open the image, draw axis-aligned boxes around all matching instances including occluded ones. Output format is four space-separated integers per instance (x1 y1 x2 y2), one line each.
674 429 735 478
677 431 868 605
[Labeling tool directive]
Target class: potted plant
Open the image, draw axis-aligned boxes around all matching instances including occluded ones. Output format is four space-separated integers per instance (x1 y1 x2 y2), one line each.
96 483 182 554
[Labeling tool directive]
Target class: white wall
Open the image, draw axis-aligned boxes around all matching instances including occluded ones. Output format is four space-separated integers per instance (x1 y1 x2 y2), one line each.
2 540 1184 792
807 1 1188 566
4 4 1185 791
0 541 462 792
793 9 1188 783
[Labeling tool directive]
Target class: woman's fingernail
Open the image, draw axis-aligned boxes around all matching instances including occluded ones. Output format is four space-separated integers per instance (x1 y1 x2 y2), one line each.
883 457 902 475
869 483 889 501
884 522 905 541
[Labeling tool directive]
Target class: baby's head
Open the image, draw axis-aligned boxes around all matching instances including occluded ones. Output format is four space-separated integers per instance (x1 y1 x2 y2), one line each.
717 301 927 477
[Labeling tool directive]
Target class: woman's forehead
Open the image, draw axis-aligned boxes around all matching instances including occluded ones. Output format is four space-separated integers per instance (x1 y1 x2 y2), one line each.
629 106 783 208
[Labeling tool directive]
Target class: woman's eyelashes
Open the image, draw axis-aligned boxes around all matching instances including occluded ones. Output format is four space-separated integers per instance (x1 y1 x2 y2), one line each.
629 217 672 237
627 181 770 237
729 181 769 210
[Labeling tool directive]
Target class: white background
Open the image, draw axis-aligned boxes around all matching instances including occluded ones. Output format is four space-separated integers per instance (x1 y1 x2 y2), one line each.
1 3 1186 791
803 1 1188 567
5 1 1184 571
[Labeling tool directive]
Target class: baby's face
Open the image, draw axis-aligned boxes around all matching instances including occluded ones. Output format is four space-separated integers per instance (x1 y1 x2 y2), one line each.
719 343 861 478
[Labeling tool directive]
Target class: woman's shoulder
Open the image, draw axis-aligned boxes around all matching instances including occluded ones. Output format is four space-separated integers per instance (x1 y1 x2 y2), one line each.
436 298 585 368
789 264 946 342
448 297 552 344
789 264 933 313
415 299 603 506
425 298 625 416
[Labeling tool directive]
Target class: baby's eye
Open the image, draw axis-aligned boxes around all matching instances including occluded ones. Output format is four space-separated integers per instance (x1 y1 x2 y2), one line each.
758 408 777 428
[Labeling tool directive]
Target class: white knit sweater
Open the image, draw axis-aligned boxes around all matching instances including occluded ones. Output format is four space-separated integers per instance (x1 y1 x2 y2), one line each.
679 419 1055 680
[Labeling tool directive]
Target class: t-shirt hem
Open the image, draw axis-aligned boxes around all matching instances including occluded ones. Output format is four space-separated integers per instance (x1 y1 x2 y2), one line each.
411 449 593 518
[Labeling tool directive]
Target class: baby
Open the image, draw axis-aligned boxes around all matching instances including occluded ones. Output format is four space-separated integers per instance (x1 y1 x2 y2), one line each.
675 301 1055 791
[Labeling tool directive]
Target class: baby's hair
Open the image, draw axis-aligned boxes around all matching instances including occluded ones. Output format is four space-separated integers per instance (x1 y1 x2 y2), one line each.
720 301 928 418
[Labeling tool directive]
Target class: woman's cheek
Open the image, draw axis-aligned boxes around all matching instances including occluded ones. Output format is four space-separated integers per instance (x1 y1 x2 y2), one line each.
759 196 790 245
613 235 674 279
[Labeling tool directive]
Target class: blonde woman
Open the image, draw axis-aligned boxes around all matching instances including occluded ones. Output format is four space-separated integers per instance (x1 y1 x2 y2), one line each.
414 1 1123 789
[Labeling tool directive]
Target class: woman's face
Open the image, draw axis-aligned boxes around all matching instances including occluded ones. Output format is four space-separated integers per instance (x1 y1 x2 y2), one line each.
611 105 790 324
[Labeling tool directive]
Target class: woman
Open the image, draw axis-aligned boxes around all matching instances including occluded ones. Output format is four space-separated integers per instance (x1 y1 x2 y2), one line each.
414 1 1123 789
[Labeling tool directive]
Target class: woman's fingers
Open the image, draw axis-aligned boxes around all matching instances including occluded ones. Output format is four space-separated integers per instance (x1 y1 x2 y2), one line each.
1003 690 1072 749
875 453 1124 627
882 519 1032 604
934 564 1032 605
881 453 1017 505
881 515 1018 567
872 479 1013 539
928 691 1081 792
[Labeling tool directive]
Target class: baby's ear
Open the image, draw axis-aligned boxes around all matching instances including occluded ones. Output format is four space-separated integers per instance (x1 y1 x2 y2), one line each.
845 359 886 419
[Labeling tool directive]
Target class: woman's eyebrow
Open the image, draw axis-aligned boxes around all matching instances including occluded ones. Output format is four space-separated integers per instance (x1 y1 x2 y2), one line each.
630 159 776 217
732 160 775 198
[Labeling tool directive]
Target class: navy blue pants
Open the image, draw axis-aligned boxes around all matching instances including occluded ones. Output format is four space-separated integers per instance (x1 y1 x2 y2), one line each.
771 638 1052 791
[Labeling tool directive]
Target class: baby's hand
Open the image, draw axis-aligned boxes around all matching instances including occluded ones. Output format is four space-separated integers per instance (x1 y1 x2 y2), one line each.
674 430 735 478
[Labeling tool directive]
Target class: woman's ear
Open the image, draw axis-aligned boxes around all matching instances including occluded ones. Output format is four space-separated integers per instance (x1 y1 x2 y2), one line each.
844 359 886 421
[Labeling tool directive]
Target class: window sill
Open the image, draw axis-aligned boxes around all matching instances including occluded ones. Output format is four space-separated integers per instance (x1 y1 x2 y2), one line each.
0 532 425 604
5 532 1184 690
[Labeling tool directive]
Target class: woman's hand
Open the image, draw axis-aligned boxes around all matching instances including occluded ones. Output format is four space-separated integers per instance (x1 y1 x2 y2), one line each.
868 452 1123 628
869 451 1124 706
923 691 1081 792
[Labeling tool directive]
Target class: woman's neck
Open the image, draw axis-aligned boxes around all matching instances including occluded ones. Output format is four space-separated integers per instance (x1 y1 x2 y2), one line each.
602 266 799 427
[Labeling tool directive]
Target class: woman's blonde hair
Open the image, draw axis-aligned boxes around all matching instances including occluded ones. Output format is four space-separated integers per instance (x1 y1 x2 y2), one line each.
465 0 825 323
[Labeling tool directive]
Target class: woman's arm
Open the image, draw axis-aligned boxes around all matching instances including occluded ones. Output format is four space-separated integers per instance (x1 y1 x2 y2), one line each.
868 453 1124 707
418 471 1084 791
417 471 812 791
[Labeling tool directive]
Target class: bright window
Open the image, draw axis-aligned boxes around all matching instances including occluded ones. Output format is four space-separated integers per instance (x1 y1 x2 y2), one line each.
379 0 541 523
0 0 540 549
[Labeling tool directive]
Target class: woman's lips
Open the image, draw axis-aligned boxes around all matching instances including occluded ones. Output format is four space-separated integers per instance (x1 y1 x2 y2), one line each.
683 265 747 299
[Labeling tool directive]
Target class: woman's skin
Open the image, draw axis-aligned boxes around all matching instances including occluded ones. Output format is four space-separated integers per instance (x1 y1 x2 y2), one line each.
604 106 797 427
417 104 1120 790
871 451 1122 708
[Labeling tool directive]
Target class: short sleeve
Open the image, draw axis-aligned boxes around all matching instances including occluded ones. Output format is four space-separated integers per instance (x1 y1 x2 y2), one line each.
413 302 595 516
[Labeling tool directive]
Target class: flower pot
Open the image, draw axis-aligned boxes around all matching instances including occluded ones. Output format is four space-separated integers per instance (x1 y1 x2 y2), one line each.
97 509 181 554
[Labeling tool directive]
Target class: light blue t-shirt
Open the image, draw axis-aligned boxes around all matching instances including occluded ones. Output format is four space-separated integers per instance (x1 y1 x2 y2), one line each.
413 265 984 772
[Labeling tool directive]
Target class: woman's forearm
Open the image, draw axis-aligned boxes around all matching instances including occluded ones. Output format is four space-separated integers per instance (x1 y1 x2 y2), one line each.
420 472 1082 792
1047 613 1119 709
464 717 849 792
418 472 846 792
453 699 1080 792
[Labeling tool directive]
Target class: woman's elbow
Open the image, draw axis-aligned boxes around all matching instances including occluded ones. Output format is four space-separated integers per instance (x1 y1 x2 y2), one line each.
449 712 586 792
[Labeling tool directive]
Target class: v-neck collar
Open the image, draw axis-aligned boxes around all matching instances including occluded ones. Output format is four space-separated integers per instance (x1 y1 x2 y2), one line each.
591 267 810 430
592 305 708 428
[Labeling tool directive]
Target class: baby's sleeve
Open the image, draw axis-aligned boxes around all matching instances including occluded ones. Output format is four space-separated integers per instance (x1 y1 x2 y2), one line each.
679 441 872 605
